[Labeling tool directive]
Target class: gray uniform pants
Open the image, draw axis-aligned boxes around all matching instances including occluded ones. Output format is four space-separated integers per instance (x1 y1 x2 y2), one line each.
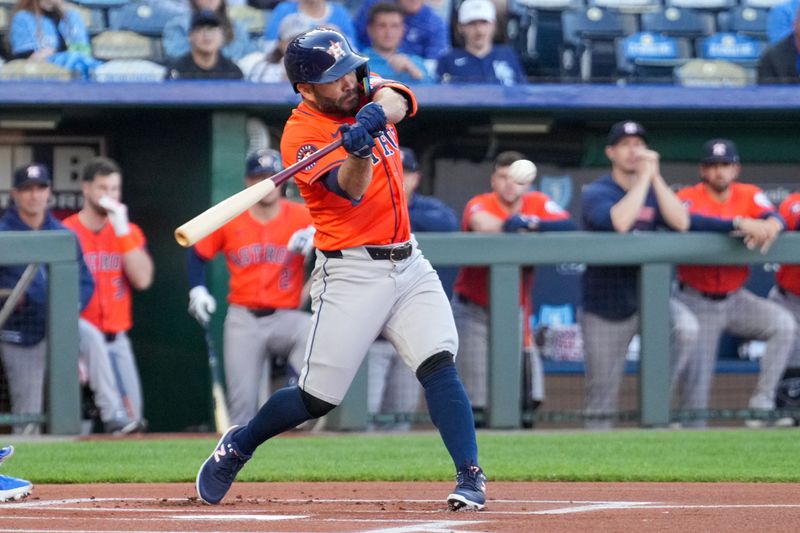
0 339 46 434
224 304 311 426
675 286 796 419
581 298 699 429
768 286 800 368
367 338 421 430
451 295 544 410
78 319 143 427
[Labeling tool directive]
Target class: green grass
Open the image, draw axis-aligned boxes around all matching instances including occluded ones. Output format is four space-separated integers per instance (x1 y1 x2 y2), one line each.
6 429 800 484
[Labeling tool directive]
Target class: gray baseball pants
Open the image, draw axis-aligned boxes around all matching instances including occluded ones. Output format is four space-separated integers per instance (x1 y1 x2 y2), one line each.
581 298 699 429
674 286 796 422
0 339 46 434
768 286 800 367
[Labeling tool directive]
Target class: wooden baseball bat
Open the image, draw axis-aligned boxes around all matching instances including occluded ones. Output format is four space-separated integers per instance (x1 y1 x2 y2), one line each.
204 328 230 434
174 139 343 247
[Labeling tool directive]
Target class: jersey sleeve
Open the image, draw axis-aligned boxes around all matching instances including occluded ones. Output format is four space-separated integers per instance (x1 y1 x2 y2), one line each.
281 118 347 187
193 226 225 260
461 196 486 231
780 194 800 231
368 74 418 118
581 184 616 230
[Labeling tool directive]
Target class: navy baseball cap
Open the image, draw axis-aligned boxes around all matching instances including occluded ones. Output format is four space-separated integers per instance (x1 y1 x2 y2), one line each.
190 10 221 31
701 139 740 164
607 121 647 146
246 148 283 177
400 147 418 172
13 163 51 188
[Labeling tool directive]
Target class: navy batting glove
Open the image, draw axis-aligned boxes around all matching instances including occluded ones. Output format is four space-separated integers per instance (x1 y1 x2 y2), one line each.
355 103 387 138
338 124 374 159
502 214 539 233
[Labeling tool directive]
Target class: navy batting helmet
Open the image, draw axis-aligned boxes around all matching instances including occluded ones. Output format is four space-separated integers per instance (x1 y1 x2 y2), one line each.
246 148 283 177
284 27 369 93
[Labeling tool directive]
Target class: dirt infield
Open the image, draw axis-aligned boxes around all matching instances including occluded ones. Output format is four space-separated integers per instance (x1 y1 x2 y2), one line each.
2 482 798 532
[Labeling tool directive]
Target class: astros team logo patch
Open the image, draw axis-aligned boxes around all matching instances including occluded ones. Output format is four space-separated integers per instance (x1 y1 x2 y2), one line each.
297 144 319 171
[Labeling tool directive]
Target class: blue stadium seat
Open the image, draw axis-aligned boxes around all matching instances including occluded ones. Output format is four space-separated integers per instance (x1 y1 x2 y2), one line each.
666 0 737 10
719 6 769 40
617 32 692 82
697 32 764 66
589 0 660 12
561 7 639 81
641 6 717 39
108 0 186 37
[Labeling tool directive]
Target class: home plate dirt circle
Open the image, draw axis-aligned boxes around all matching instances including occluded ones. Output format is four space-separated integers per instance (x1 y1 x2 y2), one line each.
2 482 799 532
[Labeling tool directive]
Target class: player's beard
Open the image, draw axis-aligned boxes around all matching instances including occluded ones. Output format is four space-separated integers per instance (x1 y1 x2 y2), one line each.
312 87 360 117
701 175 729 194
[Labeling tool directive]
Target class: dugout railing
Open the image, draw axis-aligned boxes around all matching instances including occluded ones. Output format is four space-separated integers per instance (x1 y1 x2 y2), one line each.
0 231 81 435
327 232 800 431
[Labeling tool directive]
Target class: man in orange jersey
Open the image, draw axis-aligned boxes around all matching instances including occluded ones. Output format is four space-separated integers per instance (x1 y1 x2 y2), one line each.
196 28 486 511
451 150 575 424
768 192 800 421
186 148 314 427
674 139 796 426
63 157 153 434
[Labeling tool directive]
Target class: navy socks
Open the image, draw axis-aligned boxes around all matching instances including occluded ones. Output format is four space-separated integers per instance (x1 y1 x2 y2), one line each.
419 364 479 470
233 386 312 456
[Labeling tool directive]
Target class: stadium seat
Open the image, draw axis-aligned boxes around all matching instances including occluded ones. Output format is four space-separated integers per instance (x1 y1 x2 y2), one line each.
740 0 789 8
720 6 769 40
92 59 166 82
641 6 717 39
0 59 74 81
561 7 639 81
589 0 660 12
66 2 106 35
92 30 160 61
666 0 736 10
617 31 692 82
674 58 751 86
108 0 185 37
229 4 267 37
697 32 764 66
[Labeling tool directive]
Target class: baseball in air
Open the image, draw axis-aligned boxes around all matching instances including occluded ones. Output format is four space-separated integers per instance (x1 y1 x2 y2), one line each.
509 159 537 185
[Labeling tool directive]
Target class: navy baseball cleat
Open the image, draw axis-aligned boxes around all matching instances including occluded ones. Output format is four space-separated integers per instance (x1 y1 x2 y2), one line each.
447 465 487 511
0 475 32 502
196 425 251 504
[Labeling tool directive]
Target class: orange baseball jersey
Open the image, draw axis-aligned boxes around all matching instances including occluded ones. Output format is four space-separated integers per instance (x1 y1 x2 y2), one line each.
678 182 777 294
63 214 147 333
454 192 569 347
776 193 800 296
280 79 417 251
194 200 312 309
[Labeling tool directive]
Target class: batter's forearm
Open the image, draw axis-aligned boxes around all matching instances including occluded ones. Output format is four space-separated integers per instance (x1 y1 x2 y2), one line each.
372 88 408 124
338 156 374 200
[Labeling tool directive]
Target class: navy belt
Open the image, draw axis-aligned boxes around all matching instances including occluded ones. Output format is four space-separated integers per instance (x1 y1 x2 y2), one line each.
248 307 276 318
322 243 413 262
104 332 117 343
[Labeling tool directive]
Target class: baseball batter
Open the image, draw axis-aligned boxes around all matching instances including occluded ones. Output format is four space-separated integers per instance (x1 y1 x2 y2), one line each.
452 150 575 420
675 139 796 426
63 157 153 434
187 149 314 426
196 28 486 511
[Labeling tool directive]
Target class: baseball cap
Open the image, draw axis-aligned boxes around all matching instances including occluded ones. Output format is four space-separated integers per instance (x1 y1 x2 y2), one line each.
700 139 740 164
607 120 647 146
13 163 51 188
190 10 221 31
246 148 283 177
458 0 496 24
278 14 314 41
400 147 418 172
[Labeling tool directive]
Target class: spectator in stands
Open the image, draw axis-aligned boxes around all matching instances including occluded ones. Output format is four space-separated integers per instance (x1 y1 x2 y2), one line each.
770 192 800 419
8 0 101 79
758 4 800 84
367 147 458 430
355 0 449 60
163 0 256 63
240 13 313 81
263 0 358 54
167 10 244 79
436 0 525 85
363 2 433 83
0 163 94 435
63 157 154 435
674 139 795 427
451 151 575 424
580 121 697 430
767 0 799 44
